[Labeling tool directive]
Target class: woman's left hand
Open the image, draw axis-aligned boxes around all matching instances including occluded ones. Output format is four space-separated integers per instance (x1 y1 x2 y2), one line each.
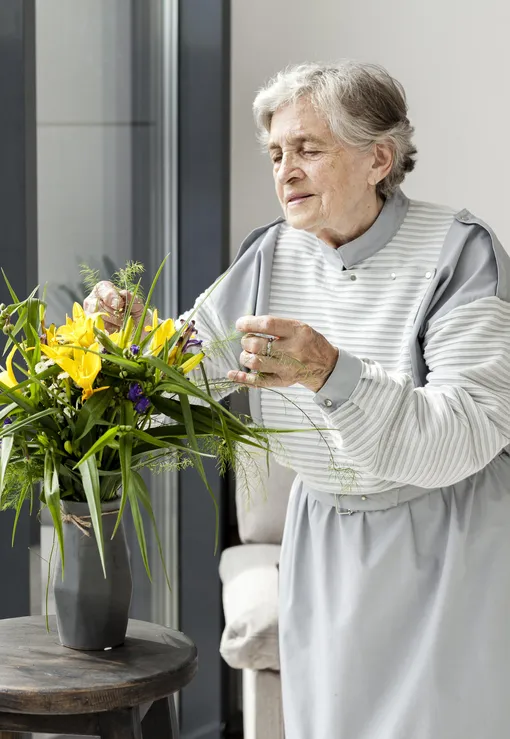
228 315 339 393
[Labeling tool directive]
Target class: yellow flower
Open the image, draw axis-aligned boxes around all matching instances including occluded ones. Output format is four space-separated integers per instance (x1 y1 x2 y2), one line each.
56 302 105 348
180 352 205 374
82 385 110 402
0 346 18 389
145 309 176 356
41 342 102 399
45 324 58 347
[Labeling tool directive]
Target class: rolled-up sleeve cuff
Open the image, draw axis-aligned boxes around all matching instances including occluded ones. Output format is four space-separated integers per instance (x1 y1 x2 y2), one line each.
313 350 363 412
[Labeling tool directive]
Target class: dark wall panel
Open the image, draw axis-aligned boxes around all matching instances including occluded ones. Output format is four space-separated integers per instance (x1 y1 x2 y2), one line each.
0 0 37 617
178 1 231 737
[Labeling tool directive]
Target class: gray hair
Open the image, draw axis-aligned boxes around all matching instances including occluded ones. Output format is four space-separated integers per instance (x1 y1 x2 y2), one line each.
253 61 417 198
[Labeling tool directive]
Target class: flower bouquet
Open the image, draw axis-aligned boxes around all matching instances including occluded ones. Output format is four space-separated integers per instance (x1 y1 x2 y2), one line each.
0 261 271 649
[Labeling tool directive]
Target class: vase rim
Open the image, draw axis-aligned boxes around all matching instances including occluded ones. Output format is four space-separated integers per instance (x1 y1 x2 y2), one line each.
60 499 121 514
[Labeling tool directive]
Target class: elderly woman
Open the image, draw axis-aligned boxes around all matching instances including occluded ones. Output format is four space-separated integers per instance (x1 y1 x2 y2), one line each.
86 61 510 739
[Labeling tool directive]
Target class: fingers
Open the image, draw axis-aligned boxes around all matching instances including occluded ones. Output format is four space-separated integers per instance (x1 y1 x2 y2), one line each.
241 333 282 355
118 289 145 319
236 314 297 338
227 369 283 388
95 281 123 311
83 282 149 333
239 349 282 373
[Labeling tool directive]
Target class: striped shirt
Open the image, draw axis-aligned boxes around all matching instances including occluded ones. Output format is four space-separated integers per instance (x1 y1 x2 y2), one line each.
191 196 510 495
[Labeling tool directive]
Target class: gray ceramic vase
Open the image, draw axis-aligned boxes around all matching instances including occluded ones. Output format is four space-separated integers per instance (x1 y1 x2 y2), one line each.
54 499 133 651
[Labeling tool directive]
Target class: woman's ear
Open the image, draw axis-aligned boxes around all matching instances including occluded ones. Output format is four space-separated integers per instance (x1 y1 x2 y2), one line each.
368 143 393 187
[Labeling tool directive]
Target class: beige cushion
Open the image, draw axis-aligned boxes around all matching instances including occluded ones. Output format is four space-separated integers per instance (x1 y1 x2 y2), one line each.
236 448 295 545
219 544 280 671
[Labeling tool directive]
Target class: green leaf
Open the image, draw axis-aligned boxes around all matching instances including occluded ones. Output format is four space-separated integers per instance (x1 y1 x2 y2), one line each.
0 403 18 424
79 455 106 577
113 401 133 538
180 393 219 554
121 278 143 332
12 483 28 546
1 268 20 303
147 355 260 440
0 408 57 441
73 426 120 468
93 327 123 356
132 471 171 590
0 385 58 434
74 388 114 442
130 427 187 450
127 477 151 581
0 434 14 499
43 450 64 572
132 254 170 345
97 353 145 375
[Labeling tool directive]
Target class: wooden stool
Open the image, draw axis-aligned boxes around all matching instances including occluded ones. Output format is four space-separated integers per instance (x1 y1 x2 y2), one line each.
0 615 197 739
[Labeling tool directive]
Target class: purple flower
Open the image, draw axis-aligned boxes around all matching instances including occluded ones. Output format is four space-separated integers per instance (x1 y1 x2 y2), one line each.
134 396 151 414
127 382 143 402
130 344 140 355
3 417 12 426
184 339 203 351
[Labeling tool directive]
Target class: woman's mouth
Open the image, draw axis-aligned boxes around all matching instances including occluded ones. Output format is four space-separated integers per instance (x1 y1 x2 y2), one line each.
287 194 313 207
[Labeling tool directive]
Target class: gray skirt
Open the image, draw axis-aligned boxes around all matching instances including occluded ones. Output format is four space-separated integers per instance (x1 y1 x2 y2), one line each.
279 450 510 739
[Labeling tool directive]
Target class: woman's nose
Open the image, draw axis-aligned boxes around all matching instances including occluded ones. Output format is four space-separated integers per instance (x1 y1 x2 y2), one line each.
277 153 303 184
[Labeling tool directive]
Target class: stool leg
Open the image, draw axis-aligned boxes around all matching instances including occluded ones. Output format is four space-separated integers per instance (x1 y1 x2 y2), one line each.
141 696 178 739
98 707 142 739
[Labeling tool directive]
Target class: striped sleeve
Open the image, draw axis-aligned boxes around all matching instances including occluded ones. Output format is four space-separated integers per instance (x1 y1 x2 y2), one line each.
315 295 510 487
179 285 241 400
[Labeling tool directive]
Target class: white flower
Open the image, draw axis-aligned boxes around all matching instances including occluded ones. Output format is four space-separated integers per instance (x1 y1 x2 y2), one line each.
35 358 54 374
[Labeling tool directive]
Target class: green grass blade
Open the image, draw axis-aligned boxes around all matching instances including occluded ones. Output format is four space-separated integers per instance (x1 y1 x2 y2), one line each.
73 426 120 468
93 327 123 356
113 401 133 538
130 427 189 450
1 268 20 303
12 482 29 545
127 478 151 581
0 408 57 441
74 388 114 442
0 434 14 499
0 403 18 423
43 450 64 573
180 393 219 554
132 254 170 345
79 454 106 577
132 471 171 590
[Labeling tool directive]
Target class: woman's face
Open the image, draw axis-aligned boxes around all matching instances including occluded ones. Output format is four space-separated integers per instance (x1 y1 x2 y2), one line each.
268 98 386 246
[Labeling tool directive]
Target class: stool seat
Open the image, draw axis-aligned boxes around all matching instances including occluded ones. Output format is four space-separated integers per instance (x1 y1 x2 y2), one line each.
0 615 198 739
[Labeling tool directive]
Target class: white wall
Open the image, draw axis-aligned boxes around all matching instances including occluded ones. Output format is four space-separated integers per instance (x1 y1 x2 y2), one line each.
231 0 510 256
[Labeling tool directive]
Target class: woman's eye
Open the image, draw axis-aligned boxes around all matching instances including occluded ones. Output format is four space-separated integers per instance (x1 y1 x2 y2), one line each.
272 155 282 164
303 150 320 156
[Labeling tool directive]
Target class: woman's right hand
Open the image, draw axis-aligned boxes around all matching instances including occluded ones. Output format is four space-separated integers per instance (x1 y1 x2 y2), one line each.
83 281 147 334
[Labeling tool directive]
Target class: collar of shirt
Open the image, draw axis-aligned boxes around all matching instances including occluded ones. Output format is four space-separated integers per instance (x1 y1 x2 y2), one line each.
318 188 410 270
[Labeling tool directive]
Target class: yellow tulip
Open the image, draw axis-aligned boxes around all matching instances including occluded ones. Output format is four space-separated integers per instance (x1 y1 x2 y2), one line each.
41 342 102 399
0 346 18 389
56 302 105 348
180 352 205 374
145 309 176 356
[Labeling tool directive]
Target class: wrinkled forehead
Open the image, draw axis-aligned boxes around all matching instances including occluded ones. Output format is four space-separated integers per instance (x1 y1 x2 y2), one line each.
267 132 328 152
267 100 334 151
